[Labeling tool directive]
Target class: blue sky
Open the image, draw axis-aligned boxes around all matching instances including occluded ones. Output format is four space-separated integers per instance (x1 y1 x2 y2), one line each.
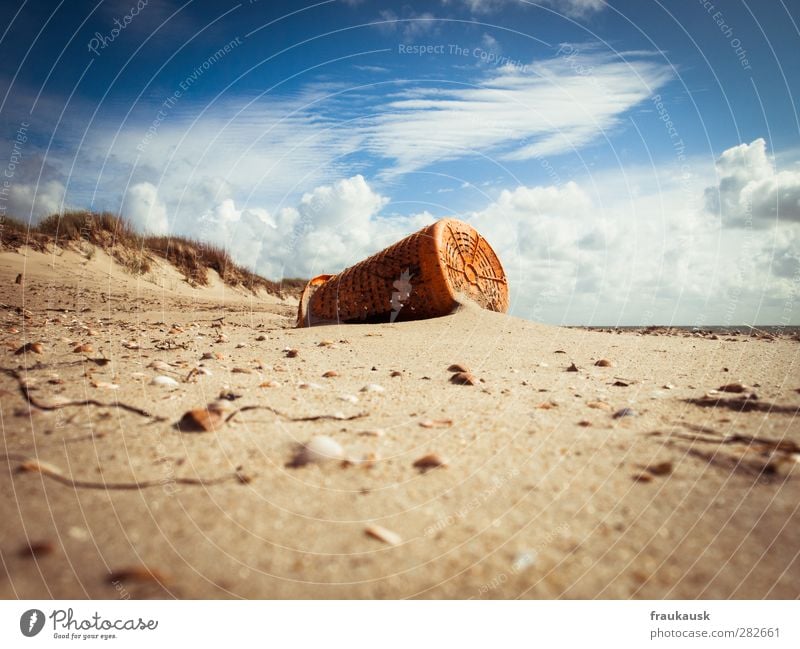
1 0 799 325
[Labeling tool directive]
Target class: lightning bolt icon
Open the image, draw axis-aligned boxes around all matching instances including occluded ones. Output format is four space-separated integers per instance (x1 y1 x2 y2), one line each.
28 611 37 632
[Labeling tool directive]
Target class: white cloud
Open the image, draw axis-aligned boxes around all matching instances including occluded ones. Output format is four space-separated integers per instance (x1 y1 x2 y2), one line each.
123 182 169 235
443 0 606 18
704 138 800 227
8 180 66 220
362 48 672 175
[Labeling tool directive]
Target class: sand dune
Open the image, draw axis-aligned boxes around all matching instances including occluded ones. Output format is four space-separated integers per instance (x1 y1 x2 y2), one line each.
1 246 798 599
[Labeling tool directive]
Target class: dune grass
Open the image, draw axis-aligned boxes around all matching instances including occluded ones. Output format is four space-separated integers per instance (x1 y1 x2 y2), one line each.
0 211 306 296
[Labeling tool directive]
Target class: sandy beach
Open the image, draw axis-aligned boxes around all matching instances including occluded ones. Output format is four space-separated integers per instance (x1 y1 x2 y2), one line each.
1 245 798 600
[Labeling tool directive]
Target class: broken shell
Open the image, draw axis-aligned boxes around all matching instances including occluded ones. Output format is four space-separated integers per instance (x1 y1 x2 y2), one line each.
594 359 613 367
447 363 470 373
147 360 173 371
419 418 453 428
291 435 344 466
177 408 224 433
365 524 402 546
360 383 386 393
73 343 93 353
413 453 448 471
151 375 179 388
259 380 280 388
322 370 339 378
450 372 478 386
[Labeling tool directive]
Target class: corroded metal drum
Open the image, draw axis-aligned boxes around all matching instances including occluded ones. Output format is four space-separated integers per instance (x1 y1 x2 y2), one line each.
296 218 508 326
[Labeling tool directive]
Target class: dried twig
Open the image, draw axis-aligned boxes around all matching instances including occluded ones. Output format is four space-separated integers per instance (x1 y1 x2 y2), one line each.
225 404 368 424
1 368 166 421
3 454 246 490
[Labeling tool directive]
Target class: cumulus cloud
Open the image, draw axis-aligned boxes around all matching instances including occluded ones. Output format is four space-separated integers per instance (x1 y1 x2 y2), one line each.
7 180 66 220
122 182 169 235
704 138 800 227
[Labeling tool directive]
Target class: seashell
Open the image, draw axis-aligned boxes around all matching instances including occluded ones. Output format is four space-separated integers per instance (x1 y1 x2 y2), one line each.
151 375 179 389
291 435 344 467
535 401 558 410
91 380 119 390
147 360 173 371
359 429 384 437
107 566 169 585
318 340 334 347
255 335 267 341
594 359 613 367
447 363 470 373
718 382 747 393
122 340 140 349
177 408 223 433
360 383 386 393
285 348 299 358
450 372 477 386
365 525 402 546
231 367 251 374
200 352 215 360
645 461 672 476
390 370 403 377
259 380 280 388
587 401 612 410
15 342 43 355
419 418 453 428
612 408 637 419
413 453 448 471
73 343 93 353
612 380 630 387
338 394 359 404
322 370 339 378
168 326 183 334
298 382 323 390
18 540 55 558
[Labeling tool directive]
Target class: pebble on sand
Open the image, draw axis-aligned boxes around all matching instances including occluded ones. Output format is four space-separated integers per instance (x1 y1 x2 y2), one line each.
322 370 339 378
18 540 55 558
450 371 478 386
419 418 453 428
612 408 637 419
285 348 300 358
413 453 448 471
566 363 579 372
365 525 402 546
291 435 344 467
73 343 93 353
14 342 43 355
594 359 613 367
177 407 224 433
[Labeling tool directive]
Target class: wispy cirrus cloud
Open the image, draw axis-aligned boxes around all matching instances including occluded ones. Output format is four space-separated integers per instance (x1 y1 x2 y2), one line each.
359 47 672 175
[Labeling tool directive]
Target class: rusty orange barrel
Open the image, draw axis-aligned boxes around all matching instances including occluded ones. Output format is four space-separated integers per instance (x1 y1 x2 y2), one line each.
297 218 508 326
